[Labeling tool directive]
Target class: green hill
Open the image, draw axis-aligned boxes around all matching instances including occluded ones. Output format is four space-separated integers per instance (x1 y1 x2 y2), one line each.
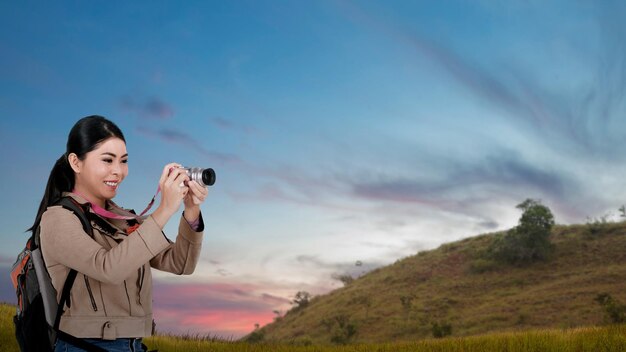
250 222 626 344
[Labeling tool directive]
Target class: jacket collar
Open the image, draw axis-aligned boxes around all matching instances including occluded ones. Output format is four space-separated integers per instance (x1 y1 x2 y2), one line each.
62 192 129 239
63 191 90 206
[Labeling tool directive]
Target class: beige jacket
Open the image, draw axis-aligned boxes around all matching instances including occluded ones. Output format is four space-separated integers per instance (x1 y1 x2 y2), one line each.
40 193 203 339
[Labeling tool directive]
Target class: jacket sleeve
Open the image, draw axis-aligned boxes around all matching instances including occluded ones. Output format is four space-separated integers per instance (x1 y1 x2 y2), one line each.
40 206 170 285
149 213 204 275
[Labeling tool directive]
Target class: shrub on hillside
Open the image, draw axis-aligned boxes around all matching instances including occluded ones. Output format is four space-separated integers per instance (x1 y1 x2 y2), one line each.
585 215 611 237
244 329 265 343
321 314 358 345
595 293 626 324
431 321 453 338
400 294 416 322
332 273 354 286
489 199 555 265
291 291 311 311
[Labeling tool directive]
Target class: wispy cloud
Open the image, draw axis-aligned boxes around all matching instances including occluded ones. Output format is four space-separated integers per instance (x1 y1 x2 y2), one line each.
339 1 626 159
348 149 571 211
119 95 174 120
204 258 233 277
210 117 259 135
145 98 174 119
295 254 384 279
137 126 242 165
225 146 581 225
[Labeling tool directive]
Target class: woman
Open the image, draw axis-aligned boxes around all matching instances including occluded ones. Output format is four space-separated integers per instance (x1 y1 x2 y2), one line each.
30 115 208 351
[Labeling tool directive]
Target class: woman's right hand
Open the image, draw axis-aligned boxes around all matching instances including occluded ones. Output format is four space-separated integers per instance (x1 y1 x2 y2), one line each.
152 163 190 228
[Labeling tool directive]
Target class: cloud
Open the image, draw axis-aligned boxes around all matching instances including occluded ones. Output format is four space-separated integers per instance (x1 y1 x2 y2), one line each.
225 146 581 227
339 1 626 159
144 98 174 119
350 150 572 206
295 255 384 279
210 117 258 135
204 259 232 276
152 280 292 338
137 126 242 165
476 220 499 231
216 268 232 277
119 95 174 120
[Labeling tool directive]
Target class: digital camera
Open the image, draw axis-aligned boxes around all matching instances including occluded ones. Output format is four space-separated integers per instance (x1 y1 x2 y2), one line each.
182 167 216 186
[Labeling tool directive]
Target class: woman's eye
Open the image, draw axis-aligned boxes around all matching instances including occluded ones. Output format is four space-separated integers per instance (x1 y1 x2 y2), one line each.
103 159 113 163
122 159 128 164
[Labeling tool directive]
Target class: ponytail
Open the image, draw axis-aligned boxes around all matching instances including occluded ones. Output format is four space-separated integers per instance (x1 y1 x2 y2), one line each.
27 154 75 234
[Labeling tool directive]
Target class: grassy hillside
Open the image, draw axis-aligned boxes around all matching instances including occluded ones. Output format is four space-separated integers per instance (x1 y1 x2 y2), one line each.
2 303 626 351
252 222 626 344
0 303 16 352
3 222 625 350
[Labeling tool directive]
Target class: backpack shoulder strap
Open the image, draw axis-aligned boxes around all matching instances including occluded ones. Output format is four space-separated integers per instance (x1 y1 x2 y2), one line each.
55 197 93 238
51 197 93 326
33 196 94 248
32 196 105 352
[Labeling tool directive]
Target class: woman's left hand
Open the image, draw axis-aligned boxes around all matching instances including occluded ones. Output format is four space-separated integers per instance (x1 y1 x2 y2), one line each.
183 180 209 221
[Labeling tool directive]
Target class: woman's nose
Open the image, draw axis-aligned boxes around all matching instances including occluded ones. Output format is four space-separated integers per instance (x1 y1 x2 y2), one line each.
112 162 122 175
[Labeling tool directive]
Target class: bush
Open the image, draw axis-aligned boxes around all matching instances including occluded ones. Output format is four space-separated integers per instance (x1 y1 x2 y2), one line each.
489 199 555 265
322 314 358 345
585 215 610 237
400 295 415 322
595 293 626 323
244 329 265 343
332 273 354 286
291 291 311 310
431 321 453 338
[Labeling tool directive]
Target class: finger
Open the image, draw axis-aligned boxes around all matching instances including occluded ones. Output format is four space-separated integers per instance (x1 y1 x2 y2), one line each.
161 163 182 186
190 180 208 195
173 171 190 187
188 182 207 200
165 167 187 187
187 180 201 194
189 182 208 203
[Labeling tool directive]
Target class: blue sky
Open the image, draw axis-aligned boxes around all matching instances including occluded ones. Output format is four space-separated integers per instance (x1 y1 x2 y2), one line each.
2 0 626 338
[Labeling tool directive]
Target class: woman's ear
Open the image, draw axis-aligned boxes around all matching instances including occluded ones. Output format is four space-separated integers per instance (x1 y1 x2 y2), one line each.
68 153 81 174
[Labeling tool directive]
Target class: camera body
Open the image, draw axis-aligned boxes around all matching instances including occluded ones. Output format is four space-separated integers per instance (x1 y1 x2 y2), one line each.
181 167 216 186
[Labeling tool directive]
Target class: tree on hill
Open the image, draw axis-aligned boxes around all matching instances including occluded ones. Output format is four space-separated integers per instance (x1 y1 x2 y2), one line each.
291 291 311 310
489 199 555 265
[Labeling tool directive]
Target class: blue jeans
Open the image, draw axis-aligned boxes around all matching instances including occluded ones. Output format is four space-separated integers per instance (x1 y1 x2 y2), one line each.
54 337 146 352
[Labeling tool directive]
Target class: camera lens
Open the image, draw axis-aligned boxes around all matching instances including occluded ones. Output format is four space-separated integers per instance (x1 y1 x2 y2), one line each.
201 168 216 186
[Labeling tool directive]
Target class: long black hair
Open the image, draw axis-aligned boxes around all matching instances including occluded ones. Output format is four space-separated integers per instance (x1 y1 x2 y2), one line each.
28 115 126 234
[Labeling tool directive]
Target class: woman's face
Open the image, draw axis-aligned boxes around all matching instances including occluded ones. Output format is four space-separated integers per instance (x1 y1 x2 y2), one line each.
71 137 128 206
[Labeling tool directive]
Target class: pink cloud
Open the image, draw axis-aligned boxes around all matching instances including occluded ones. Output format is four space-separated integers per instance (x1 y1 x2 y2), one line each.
151 281 291 338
